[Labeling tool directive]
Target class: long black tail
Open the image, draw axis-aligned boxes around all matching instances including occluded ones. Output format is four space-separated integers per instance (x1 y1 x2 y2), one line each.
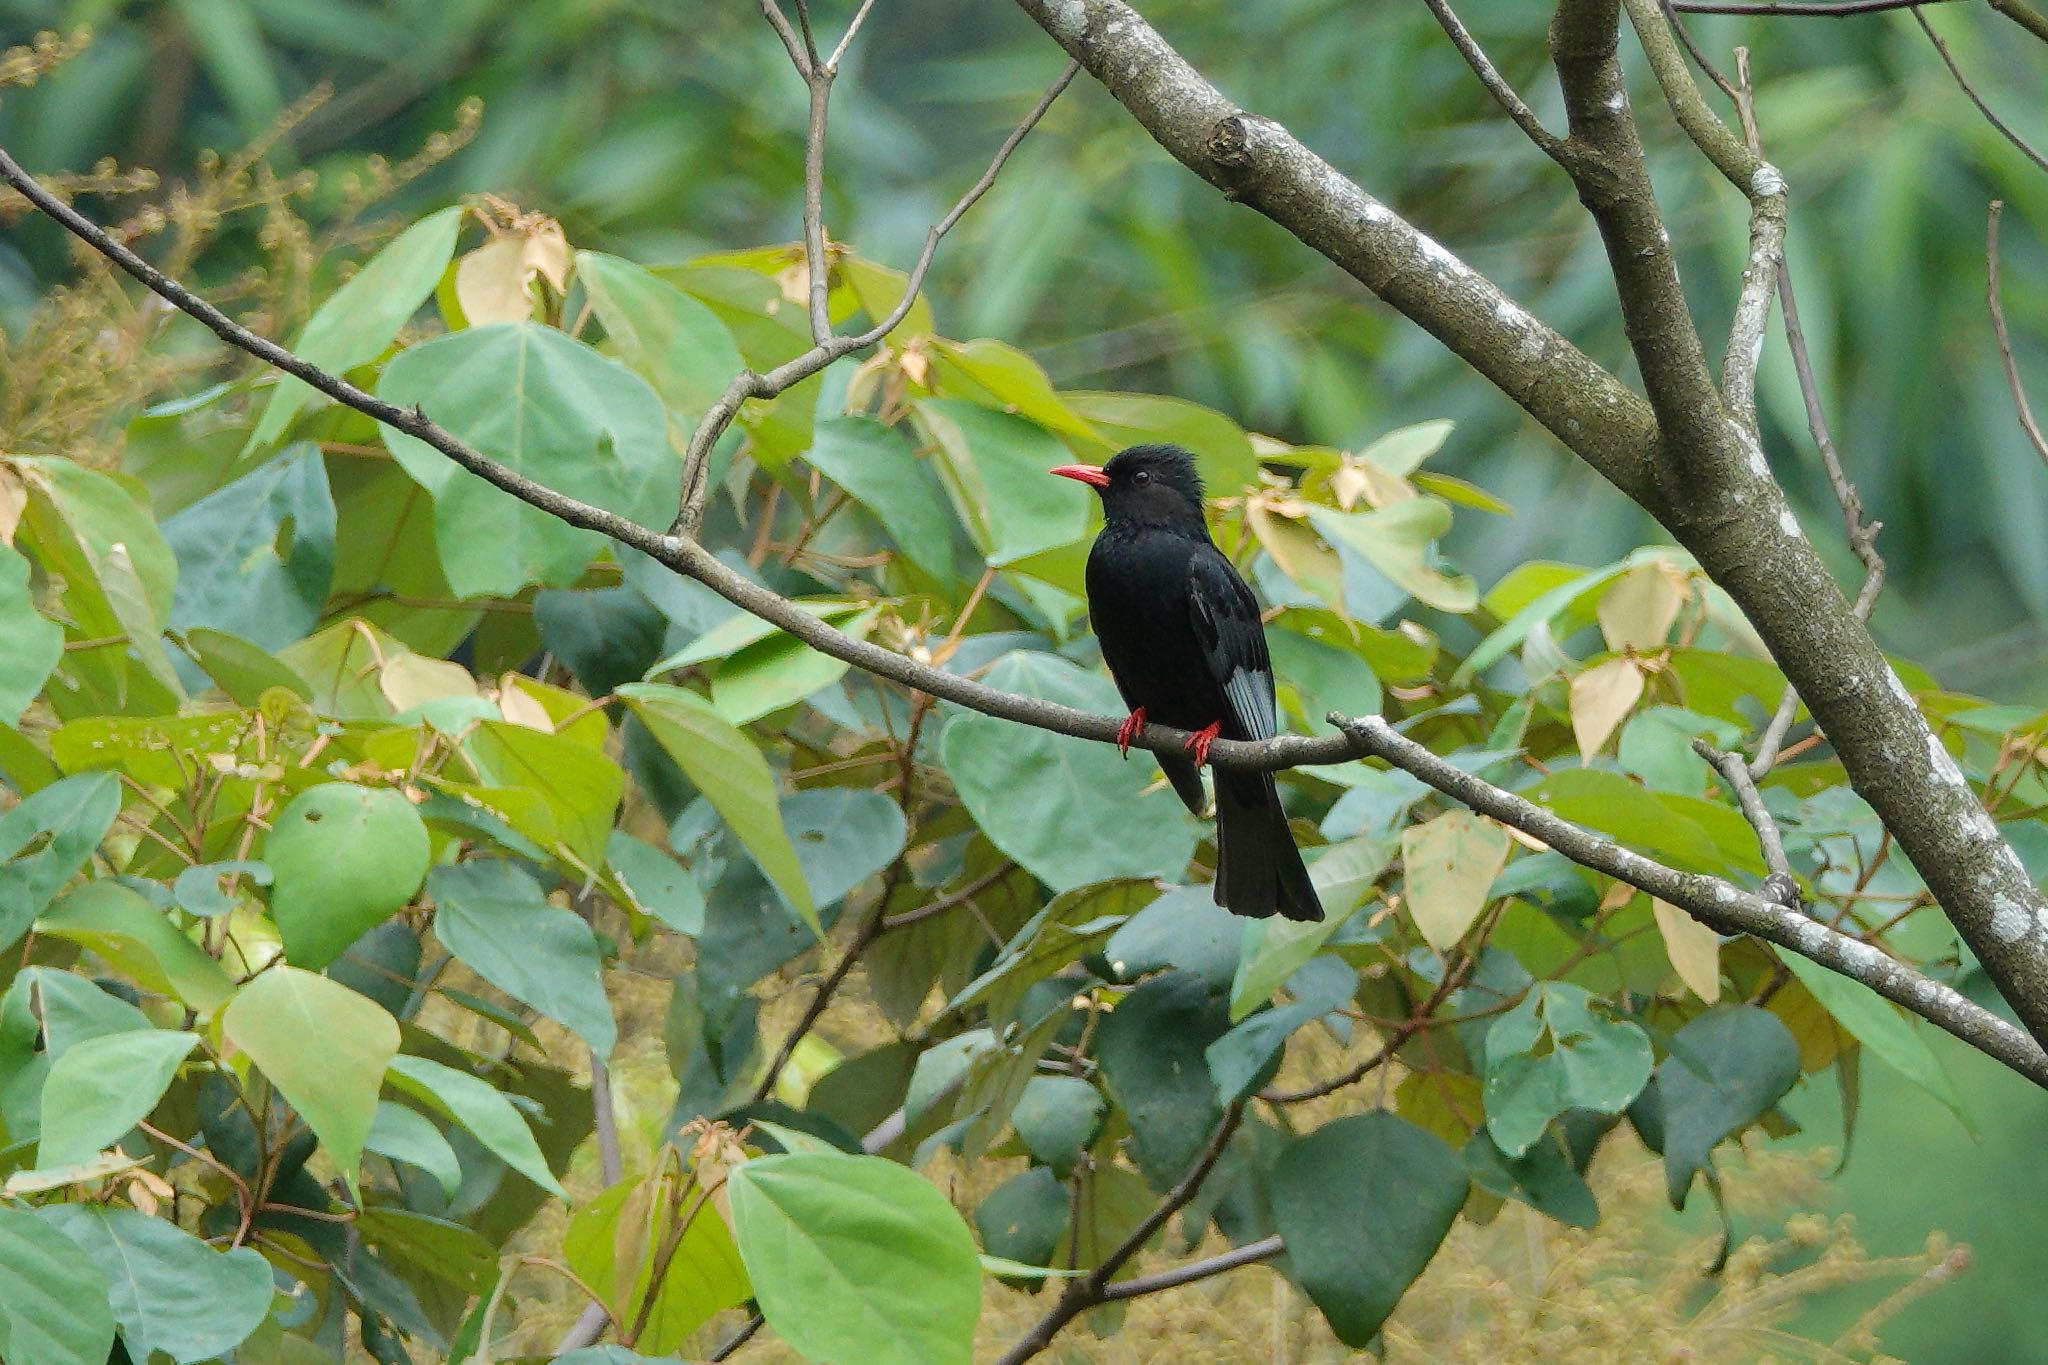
1212 769 1322 921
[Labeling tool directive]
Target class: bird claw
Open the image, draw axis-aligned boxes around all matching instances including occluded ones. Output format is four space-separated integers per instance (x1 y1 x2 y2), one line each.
1116 708 1146 759
1185 720 1222 766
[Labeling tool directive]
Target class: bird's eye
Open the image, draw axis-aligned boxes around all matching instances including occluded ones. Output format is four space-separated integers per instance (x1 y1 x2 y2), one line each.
1133 469 1151 485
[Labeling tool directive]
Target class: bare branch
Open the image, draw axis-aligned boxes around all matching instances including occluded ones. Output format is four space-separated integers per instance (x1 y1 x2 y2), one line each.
1989 201 2048 468
826 0 883 72
1912 8 2048 174
1101 1234 1284 1299
1726 50 1886 773
801 73 835 346
760 0 813 77
1669 0 2048 44
1658 0 1741 98
1331 714 2048 1088
1695 737 1795 884
670 58 1079 535
995 1104 1248 1365
1421 0 1570 161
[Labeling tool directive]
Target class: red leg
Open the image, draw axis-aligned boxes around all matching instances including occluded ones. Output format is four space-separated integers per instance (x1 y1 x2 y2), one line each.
1116 707 1146 759
1185 720 1223 766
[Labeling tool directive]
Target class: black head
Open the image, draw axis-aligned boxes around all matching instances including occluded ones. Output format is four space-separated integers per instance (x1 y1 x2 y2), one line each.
1050 444 1208 535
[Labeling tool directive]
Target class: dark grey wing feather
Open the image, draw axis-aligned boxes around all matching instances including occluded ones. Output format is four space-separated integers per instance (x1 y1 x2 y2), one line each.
1185 547 1277 742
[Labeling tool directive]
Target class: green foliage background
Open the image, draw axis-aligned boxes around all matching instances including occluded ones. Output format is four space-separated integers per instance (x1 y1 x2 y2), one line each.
0 1 2044 1362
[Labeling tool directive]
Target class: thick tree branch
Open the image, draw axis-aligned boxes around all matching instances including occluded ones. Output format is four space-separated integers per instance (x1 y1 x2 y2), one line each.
1011 0 1662 506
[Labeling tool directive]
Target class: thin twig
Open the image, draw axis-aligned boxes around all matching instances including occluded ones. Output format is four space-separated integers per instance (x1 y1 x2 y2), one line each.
1670 0 2048 41
709 1313 765 1361
1658 0 1742 98
1912 8 2048 174
1099 1234 1285 1300
880 858 1018 929
1988 201 2048 467
1694 738 1796 887
1421 0 1569 160
671 58 1079 534
994 1104 1248 1365
1261 949 1477 1103
826 0 883 72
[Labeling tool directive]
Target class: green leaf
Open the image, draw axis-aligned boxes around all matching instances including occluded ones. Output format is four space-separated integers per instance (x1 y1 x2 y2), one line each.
782 787 909 910
37 880 235 1013
710 606 881 725
174 626 314 704
13 455 184 702
1009 1076 1105 1178
9 967 150 1060
618 682 816 930
0 1204 117 1365
365 1099 463 1198
162 443 336 657
34 1028 199 1168
265 782 431 971
37 1204 272 1364
949 878 1157 1028
1096 971 1232 1187
575 249 747 425
1525 768 1767 879
1206 961 1355 1106
914 399 1087 567
1271 1111 1467 1346
224 966 399 1179
1357 419 1456 475
1305 500 1477 613
1484 982 1652 1158
1774 950 1972 1129
804 418 959 581
356 1207 498 1294
429 859 616 1058
376 322 677 596
1268 625 1381 731
0 771 121 953
463 718 624 866
607 831 705 935
249 206 463 449
563 1175 750 1350
0 542 60 720
1648 1004 1802 1208
729 1152 982 1365
1402 810 1511 950
1463 1129 1600 1229
975 1165 1070 1277
385 1054 565 1198
942 652 1197 892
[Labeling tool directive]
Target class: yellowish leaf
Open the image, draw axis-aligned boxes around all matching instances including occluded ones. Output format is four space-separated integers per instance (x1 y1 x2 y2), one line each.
497 684 555 732
1652 898 1722 1002
454 217 569 327
1597 561 1690 653
1401 809 1511 950
378 652 476 712
1569 655 1645 759
1247 502 1344 613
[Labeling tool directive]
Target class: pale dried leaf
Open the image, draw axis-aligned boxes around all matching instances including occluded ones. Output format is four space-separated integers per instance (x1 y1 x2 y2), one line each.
456 236 540 326
0 462 24 545
1653 898 1722 1002
1597 561 1690 653
1401 809 1511 950
1569 655 1646 759
497 684 555 732
1247 503 1344 613
378 651 477 712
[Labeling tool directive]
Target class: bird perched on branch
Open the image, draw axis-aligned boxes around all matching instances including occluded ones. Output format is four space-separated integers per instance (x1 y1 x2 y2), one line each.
1052 444 1322 921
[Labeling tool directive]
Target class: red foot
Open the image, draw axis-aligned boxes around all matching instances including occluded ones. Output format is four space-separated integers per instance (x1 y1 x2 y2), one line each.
1185 720 1223 767
1116 708 1147 758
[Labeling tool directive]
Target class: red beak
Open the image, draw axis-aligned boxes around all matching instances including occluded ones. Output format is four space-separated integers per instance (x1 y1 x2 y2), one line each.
1050 464 1110 489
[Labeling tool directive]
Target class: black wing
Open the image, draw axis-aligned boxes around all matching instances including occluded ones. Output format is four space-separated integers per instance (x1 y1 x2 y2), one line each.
1185 546 1277 743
